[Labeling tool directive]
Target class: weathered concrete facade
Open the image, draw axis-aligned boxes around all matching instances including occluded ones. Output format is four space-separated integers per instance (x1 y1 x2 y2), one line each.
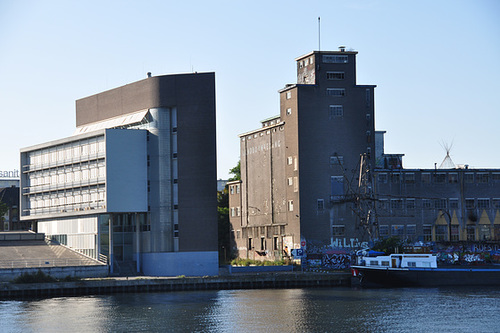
230 49 376 262
230 48 500 269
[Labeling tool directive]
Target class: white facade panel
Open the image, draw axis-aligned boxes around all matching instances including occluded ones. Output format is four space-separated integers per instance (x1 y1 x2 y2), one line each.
105 129 148 213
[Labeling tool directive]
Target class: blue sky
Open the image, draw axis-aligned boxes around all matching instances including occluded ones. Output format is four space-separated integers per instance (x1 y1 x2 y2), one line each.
1 0 499 179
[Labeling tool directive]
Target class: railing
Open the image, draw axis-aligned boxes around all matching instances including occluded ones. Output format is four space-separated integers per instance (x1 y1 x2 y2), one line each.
98 254 108 264
0 258 101 269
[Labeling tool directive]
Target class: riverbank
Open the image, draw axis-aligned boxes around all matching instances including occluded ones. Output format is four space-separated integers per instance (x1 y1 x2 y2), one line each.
0 271 351 299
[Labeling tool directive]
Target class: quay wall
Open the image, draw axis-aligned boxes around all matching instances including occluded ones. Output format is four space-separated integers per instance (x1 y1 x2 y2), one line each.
0 272 351 298
0 265 108 282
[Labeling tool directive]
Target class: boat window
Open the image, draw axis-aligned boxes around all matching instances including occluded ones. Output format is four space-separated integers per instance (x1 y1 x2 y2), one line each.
421 262 431 268
408 262 416 267
369 260 379 266
381 261 390 267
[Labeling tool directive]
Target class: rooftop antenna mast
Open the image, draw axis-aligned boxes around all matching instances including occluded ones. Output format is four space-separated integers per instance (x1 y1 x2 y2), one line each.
318 17 321 51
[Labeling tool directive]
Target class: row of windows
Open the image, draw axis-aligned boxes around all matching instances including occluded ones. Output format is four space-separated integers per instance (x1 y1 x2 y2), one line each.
298 56 314 68
326 88 345 97
323 55 348 63
27 163 106 190
377 198 500 210
333 224 500 242
241 127 283 142
25 185 107 216
230 207 241 217
229 184 240 194
25 137 105 168
377 172 500 184
237 225 286 239
326 71 345 80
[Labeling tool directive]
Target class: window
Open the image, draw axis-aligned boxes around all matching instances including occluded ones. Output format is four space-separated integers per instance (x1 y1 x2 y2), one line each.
286 91 292 99
477 199 490 209
326 88 345 97
435 225 447 241
477 173 489 183
288 177 293 186
378 199 389 210
330 155 344 166
391 225 404 236
378 173 388 184
287 156 293 165
230 186 234 195
451 225 460 241
466 225 476 241
479 224 492 241
236 184 240 193
493 199 500 209
449 198 459 209
492 173 500 181
406 199 415 210
434 173 446 183
288 200 294 212
273 237 279 250
379 225 389 237
260 237 266 251
326 71 345 80
329 105 344 118
423 225 432 241
407 225 416 235
449 173 458 183
390 173 400 183
434 199 447 210
332 225 345 236
286 108 292 115
422 173 431 184
464 173 474 183
237 207 241 216
317 199 325 210
495 225 500 241
323 55 348 63
422 199 432 209
231 207 235 217
465 199 475 209
391 199 403 210
405 173 415 184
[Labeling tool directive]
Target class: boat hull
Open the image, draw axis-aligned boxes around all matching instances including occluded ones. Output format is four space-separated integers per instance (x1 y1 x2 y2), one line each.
351 266 500 287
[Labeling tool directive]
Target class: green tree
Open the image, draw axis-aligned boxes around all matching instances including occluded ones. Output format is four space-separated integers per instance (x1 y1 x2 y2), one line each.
0 202 8 225
228 161 240 181
217 161 241 263
217 187 230 263
372 236 403 254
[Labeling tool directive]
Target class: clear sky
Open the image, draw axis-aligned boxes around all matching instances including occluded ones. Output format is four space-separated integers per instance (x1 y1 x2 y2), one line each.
1 0 499 179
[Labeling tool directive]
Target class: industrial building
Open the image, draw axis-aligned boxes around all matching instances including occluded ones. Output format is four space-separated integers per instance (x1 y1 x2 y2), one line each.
20 73 218 276
229 48 500 266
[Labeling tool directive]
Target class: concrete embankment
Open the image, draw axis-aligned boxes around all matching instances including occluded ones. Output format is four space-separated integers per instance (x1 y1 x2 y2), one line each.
0 272 352 298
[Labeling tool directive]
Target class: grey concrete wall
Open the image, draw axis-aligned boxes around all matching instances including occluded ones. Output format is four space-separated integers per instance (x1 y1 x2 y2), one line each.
0 265 108 282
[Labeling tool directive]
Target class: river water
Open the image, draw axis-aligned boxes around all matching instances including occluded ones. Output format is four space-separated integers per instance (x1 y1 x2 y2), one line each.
1 287 499 333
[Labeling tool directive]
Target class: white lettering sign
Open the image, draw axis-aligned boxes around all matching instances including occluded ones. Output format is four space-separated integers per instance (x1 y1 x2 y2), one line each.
0 170 20 178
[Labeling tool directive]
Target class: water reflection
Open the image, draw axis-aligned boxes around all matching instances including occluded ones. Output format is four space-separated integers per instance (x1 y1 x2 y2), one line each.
0 287 499 333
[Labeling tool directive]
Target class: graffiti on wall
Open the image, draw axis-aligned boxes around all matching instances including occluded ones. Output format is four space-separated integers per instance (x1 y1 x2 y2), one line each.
331 238 369 249
433 243 500 265
321 252 351 269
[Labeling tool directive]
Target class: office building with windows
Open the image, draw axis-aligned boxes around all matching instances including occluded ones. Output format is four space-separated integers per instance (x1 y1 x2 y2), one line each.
20 73 218 276
229 48 500 266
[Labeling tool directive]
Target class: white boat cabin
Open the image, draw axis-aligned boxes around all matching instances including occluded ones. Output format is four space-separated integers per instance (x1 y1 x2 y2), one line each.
360 254 437 269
